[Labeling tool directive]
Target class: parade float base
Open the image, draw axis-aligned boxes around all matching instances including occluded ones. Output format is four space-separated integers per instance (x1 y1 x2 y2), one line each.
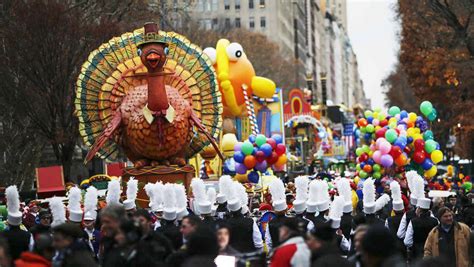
121 165 195 208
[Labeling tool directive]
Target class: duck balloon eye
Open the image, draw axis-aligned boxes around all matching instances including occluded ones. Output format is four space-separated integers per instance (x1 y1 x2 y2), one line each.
164 47 169 55
137 48 142 56
226 43 244 61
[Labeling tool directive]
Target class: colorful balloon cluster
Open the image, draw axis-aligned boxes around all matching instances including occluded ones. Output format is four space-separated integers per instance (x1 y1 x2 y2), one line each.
355 101 442 179
233 134 287 183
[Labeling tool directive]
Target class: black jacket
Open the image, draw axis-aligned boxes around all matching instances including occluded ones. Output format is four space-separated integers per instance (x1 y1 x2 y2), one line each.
156 220 182 250
0 226 31 261
226 213 256 253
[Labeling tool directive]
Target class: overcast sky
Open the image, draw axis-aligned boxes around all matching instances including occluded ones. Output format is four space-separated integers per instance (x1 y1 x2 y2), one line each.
347 0 400 109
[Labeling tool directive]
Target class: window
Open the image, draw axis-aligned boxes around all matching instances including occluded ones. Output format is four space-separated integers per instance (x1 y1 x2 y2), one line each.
260 16 266 28
235 18 241 28
249 0 254 9
235 0 240 10
212 18 218 29
196 0 204 11
259 0 265 8
225 18 231 28
211 0 218 11
204 0 211 11
200 19 212 30
224 0 230 10
249 17 255 28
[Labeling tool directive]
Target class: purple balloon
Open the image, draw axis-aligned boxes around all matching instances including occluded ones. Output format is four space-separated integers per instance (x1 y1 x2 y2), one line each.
235 162 247 174
380 154 394 168
234 142 243 152
255 161 268 172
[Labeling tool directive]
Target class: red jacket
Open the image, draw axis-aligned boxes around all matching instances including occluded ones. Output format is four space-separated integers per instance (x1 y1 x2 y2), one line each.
15 252 51 267
270 236 310 267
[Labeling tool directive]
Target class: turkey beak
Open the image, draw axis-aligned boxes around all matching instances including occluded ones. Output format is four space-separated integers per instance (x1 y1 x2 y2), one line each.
146 52 161 69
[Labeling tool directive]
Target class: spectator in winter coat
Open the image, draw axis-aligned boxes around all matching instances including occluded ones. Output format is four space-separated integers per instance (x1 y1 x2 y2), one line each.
424 207 471 267
51 223 97 267
270 218 310 267
15 233 54 267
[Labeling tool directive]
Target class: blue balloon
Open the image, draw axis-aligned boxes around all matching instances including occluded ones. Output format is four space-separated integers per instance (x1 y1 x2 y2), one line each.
367 159 375 165
360 162 366 169
422 158 434 170
260 143 273 157
233 151 245 163
400 110 408 119
364 133 372 140
271 134 283 144
407 137 414 144
252 147 258 155
367 116 373 123
248 171 260 183
436 143 440 150
248 134 256 143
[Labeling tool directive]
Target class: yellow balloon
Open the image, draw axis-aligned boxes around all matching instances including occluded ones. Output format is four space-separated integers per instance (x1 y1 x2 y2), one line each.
354 176 360 185
408 112 417 123
413 134 423 140
368 151 374 157
414 128 421 134
375 126 381 131
234 173 249 183
407 128 415 137
425 166 437 178
373 112 379 119
431 150 443 164
389 118 397 124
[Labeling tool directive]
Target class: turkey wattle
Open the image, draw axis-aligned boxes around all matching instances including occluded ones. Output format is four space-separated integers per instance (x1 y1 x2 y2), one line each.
76 22 223 167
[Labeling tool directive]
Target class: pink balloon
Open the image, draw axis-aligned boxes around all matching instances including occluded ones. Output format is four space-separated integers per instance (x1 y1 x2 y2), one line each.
376 138 385 149
373 151 382 164
370 144 376 151
395 114 401 120
372 119 380 126
379 141 392 155
380 154 394 168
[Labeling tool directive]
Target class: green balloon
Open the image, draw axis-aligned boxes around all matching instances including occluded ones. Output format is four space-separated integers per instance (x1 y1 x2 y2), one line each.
374 107 382 113
373 164 381 172
255 134 267 147
425 140 437 153
388 106 401 116
385 129 398 143
420 101 433 116
423 130 434 141
362 145 370 153
427 109 437 122
360 126 367 133
356 148 364 156
359 170 368 178
356 164 361 171
366 124 375 133
241 141 254 155
364 110 373 118
373 172 381 179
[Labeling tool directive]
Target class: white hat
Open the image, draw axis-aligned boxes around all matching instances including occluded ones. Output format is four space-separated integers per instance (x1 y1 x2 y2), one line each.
329 196 344 229
269 179 287 212
294 176 309 214
5 186 22 226
390 181 405 211
211 205 218 216
407 171 424 206
363 178 376 214
144 182 164 212
49 197 66 227
124 178 138 210
314 180 330 212
241 205 249 215
306 180 319 213
84 211 97 221
236 183 249 214
336 178 353 213
69 210 83 223
227 198 241 212
191 178 213 215
217 175 233 204
375 194 391 213
174 184 188 220
84 186 98 218
106 180 122 206
162 183 177 221
417 197 431 210
344 171 351 178
216 195 226 204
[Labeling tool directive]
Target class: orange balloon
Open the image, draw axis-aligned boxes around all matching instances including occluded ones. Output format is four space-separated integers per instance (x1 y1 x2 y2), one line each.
407 121 415 128
275 154 287 167
244 155 257 169
363 164 372 173
395 154 407 166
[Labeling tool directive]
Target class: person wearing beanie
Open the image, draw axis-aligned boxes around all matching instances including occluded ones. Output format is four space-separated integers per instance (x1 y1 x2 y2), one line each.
306 221 351 266
386 181 405 237
397 171 424 240
1 186 31 261
266 179 289 251
30 210 52 241
269 217 310 267
336 178 354 240
225 182 263 253
403 197 438 259
313 180 331 225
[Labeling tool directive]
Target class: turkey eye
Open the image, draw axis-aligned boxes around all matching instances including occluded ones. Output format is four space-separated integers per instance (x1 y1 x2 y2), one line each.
226 43 244 61
164 47 169 55
137 48 142 56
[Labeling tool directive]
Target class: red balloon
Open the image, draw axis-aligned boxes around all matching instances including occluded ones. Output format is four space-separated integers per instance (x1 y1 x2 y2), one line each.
379 119 388 127
275 144 286 156
375 128 387 139
413 151 426 164
359 153 369 163
267 152 279 165
389 146 402 159
244 155 257 169
266 138 277 149
255 151 266 162
404 146 411 154
414 139 425 151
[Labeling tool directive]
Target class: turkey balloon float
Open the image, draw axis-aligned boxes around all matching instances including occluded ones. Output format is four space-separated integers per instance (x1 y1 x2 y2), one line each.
76 22 223 167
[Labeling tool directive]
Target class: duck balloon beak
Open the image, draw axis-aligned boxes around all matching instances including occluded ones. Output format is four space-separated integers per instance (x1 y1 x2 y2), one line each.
251 76 276 98
146 52 161 68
